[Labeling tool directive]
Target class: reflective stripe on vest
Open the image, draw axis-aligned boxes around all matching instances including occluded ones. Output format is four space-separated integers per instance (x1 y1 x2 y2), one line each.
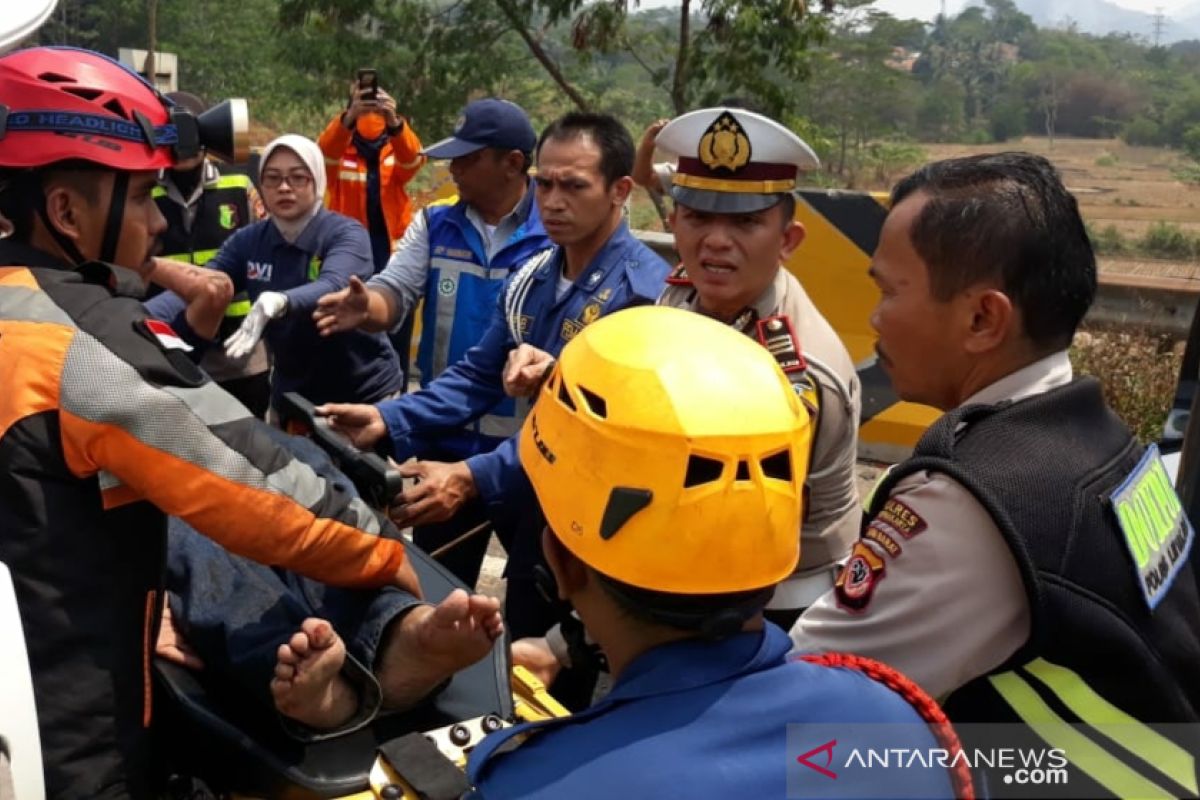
153 174 251 199
989 659 1197 798
157 247 220 266
429 256 511 377
225 294 252 319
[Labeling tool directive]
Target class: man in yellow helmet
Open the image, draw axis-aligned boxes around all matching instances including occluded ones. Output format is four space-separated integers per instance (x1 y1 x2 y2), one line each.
466 306 960 799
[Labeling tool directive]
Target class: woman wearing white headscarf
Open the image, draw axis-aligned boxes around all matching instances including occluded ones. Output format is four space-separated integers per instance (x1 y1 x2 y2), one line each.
147 134 403 409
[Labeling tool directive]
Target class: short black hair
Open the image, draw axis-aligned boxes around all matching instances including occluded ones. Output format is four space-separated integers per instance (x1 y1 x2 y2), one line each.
536 112 634 188
593 569 773 640
488 146 531 175
0 163 105 243
891 152 1096 351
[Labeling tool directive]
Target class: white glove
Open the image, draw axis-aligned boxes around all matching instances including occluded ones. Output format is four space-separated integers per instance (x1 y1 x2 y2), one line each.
224 291 288 359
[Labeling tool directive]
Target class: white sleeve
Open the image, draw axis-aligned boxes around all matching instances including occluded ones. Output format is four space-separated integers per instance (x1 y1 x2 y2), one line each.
790 469 1032 699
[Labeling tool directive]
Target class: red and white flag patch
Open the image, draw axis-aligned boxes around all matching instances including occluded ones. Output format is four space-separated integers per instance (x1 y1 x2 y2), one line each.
143 319 193 352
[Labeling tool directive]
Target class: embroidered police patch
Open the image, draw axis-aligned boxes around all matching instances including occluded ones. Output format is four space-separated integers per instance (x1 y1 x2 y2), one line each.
218 203 238 230
873 498 927 540
438 277 457 297
1110 444 1195 609
561 318 584 341
864 523 903 558
835 541 886 612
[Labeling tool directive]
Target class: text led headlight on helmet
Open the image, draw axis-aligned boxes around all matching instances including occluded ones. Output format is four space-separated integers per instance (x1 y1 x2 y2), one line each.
0 47 250 170
519 305 814 596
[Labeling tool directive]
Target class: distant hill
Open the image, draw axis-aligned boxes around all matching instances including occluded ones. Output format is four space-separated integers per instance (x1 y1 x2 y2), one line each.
975 0 1200 43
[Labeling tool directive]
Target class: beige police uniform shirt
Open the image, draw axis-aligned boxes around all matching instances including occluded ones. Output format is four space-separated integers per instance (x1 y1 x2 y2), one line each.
791 350 1073 699
659 268 861 605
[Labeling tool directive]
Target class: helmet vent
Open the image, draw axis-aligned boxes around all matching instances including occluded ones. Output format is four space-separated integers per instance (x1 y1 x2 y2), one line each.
760 450 792 481
599 487 653 540
577 385 607 418
735 460 750 481
102 98 129 119
684 455 724 487
556 380 577 412
37 71 77 83
62 87 103 101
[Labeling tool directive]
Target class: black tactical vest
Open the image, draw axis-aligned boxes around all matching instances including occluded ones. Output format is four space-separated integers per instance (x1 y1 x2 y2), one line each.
869 377 1200 798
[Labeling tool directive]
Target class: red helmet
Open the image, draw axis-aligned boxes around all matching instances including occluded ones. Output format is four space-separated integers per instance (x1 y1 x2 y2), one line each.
0 46 176 171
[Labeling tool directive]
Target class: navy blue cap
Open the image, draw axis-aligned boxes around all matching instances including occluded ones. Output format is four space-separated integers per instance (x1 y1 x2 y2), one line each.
422 98 536 159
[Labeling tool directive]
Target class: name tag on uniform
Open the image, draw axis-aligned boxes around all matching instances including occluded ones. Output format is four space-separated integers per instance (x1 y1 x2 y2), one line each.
1111 444 1194 609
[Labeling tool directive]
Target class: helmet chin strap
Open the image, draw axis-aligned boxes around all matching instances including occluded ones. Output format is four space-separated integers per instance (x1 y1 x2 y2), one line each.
36 171 129 266
98 171 129 265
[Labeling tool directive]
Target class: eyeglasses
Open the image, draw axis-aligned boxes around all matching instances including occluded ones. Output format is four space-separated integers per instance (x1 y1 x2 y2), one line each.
261 171 313 189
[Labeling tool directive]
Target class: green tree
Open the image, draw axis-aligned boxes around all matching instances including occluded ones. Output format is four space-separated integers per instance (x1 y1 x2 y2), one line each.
493 0 829 118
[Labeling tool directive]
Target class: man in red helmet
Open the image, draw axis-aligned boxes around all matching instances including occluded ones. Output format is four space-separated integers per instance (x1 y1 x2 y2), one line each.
0 47 500 799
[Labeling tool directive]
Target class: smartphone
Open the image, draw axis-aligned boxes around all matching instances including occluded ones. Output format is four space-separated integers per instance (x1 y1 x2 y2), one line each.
356 68 378 101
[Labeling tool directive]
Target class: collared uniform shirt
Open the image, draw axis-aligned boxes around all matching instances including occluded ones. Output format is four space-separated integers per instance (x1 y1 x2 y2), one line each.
792 351 1072 699
660 268 862 594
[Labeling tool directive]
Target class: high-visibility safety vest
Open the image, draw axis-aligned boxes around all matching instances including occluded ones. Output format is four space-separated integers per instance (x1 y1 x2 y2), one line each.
317 115 425 245
872 378 1200 799
154 170 257 329
413 198 552 459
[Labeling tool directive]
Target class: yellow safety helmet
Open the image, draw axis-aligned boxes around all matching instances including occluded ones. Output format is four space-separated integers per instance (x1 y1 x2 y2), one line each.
519 305 812 595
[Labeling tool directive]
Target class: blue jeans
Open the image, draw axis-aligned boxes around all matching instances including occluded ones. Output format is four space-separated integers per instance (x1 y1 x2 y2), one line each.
164 427 420 740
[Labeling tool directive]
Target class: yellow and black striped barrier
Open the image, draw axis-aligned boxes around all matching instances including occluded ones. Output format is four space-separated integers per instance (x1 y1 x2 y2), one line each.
789 189 939 462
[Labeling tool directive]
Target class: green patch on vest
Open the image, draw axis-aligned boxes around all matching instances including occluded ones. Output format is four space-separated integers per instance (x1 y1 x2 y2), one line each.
218 203 238 230
1110 444 1194 609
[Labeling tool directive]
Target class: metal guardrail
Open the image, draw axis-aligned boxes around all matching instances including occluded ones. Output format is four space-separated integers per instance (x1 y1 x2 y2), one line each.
631 229 1200 338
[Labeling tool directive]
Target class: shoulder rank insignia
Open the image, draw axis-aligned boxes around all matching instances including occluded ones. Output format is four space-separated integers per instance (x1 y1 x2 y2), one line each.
699 111 752 174
666 264 691 286
755 314 806 374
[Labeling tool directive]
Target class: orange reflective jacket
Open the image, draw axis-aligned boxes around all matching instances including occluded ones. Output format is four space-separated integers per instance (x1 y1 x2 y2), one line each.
318 114 425 248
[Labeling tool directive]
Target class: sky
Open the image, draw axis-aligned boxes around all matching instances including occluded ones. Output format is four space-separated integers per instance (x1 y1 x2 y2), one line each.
870 0 1194 21
638 0 1197 21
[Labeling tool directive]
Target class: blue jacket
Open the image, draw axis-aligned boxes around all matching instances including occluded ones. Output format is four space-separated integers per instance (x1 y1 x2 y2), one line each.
377 222 668 508
417 190 551 458
468 625 956 799
146 209 403 406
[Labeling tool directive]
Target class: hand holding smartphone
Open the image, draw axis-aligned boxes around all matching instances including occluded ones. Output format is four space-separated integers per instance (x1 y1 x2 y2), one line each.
356 68 378 101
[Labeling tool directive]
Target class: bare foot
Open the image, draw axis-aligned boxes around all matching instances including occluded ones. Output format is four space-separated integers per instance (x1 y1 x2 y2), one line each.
376 589 504 709
270 618 358 729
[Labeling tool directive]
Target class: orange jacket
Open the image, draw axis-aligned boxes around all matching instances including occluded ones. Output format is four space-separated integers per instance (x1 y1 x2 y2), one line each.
318 114 425 247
